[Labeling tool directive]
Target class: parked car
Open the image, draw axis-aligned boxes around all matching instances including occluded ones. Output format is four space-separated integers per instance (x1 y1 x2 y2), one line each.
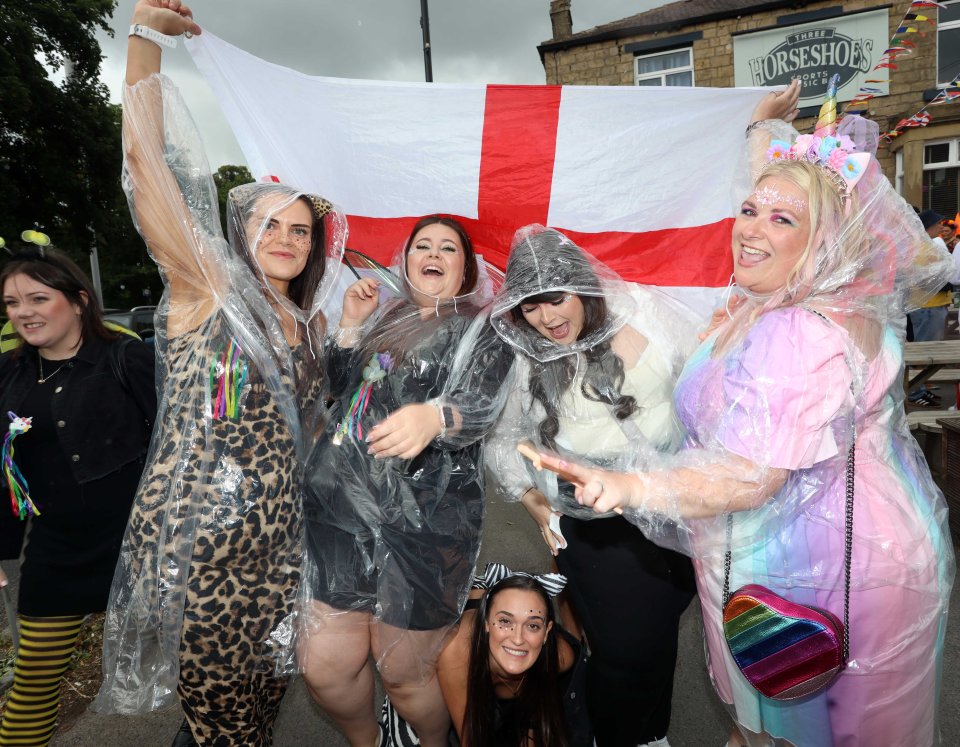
0 306 152 352
104 305 157 340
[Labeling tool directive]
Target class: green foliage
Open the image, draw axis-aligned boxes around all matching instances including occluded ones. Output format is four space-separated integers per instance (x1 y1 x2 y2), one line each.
213 164 254 235
0 0 162 308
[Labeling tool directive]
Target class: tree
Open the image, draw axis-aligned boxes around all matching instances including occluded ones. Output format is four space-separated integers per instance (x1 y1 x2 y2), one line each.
213 164 254 236
0 0 162 308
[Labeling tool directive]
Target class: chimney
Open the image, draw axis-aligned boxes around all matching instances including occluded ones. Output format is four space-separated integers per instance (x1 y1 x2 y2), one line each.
550 0 572 40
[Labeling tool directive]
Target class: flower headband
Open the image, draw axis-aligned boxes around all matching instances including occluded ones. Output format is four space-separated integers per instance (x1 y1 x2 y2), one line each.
763 75 871 204
472 562 567 598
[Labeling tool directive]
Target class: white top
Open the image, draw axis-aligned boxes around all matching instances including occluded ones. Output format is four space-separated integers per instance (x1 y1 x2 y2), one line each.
487 329 684 519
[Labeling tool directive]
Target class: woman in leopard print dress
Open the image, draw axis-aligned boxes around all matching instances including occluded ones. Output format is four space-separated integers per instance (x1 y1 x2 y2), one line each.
92 4 346 746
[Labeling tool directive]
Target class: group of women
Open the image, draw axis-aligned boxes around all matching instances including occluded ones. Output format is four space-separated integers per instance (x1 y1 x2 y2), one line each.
0 1 953 746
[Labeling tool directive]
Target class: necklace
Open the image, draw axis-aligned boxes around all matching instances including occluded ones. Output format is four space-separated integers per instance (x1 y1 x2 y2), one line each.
499 673 526 698
37 355 70 384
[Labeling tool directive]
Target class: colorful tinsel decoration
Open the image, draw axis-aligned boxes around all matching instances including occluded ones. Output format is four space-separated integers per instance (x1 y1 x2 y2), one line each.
332 352 393 445
2 411 39 520
210 338 249 420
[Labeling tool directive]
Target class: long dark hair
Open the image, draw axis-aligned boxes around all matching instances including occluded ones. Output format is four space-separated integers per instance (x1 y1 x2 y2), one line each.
510 292 637 450
227 186 329 312
403 215 478 297
0 246 115 357
463 575 568 747
285 196 328 311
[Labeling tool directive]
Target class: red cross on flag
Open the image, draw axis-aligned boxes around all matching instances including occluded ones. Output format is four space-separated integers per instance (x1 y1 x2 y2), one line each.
187 32 770 313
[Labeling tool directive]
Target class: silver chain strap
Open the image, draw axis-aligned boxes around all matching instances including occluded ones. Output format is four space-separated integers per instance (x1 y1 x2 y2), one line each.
723 441 855 661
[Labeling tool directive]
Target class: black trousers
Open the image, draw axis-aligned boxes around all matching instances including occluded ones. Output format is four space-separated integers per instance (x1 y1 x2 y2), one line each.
556 515 696 747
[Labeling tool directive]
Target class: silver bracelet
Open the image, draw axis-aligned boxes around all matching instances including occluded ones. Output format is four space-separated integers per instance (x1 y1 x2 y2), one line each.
745 119 773 137
129 24 178 49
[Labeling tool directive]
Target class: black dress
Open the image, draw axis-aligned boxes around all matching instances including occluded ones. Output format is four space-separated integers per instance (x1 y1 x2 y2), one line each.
306 301 511 631
0 337 156 616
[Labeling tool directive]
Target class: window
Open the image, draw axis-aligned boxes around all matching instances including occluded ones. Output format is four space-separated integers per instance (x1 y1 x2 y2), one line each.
922 138 960 218
634 48 693 87
896 150 904 196
938 1 960 86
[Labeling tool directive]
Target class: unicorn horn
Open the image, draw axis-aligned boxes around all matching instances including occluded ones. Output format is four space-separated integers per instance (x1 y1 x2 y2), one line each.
814 74 840 138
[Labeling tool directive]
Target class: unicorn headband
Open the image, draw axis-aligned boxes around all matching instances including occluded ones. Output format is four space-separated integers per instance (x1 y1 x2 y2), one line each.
763 75 872 204
472 562 568 597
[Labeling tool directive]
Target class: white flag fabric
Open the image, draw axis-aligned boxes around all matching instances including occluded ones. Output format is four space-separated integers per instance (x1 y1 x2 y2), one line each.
186 32 771 312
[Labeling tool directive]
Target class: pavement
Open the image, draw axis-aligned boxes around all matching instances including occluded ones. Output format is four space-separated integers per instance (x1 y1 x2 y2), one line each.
0 491 940 746
0 490 948 747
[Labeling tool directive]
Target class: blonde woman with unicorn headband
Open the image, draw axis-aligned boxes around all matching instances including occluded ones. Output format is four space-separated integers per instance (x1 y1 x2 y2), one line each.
532 78 954 747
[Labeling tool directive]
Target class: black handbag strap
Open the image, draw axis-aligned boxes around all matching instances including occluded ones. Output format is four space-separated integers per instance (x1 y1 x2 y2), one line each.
723 441 855 660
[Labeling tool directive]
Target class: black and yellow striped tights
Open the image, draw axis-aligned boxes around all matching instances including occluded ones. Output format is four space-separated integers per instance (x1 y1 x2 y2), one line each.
0 615 84 747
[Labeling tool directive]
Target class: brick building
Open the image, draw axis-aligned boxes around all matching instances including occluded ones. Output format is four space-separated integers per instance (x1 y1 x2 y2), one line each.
540 0 960 217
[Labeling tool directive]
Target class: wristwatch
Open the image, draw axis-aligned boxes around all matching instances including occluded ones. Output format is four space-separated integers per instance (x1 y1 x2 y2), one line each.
441 405 455 431
431 400 455 439
129 24 179 49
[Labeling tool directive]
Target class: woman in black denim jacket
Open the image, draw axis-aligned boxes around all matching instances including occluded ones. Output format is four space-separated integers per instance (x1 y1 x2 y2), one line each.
0 246 156 747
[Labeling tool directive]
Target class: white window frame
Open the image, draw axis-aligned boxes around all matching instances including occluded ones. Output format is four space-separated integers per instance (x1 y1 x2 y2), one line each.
924 138 960 170
922 137 960 212
937 0 960 87
634 47 694 87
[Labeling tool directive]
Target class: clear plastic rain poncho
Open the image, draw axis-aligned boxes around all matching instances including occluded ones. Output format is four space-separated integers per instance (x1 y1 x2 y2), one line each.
299 222 515 678
561 114 954 746
93 73 346 716
486 225 699 520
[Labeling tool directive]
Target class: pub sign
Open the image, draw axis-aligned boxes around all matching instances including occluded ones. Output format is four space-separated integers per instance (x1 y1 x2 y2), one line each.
733 8 889 104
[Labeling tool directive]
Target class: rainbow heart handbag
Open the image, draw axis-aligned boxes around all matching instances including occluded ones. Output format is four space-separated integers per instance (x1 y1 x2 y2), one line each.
721 444 854 701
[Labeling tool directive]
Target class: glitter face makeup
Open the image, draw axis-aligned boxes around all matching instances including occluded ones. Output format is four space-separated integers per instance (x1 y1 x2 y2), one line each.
732 176 812 295
485 588 553 680
752 185 808 212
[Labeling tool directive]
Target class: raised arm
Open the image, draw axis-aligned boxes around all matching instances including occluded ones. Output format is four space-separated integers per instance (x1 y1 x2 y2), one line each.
127 1 200 86
124 1 223 335
744 79 801 181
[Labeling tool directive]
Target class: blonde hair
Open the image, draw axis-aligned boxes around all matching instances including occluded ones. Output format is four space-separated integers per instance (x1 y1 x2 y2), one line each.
716 159 871 351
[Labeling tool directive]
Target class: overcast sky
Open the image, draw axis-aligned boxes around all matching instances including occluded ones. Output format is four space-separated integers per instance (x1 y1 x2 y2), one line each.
97 0 663 167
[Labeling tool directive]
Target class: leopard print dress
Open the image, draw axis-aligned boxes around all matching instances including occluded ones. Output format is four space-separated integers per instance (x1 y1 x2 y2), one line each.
119 315 316 745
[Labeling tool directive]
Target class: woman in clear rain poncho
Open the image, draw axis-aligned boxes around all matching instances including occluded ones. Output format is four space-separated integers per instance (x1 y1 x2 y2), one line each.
300 216 514 746
537 101 955 746
483 225 697 747
93 3 346 746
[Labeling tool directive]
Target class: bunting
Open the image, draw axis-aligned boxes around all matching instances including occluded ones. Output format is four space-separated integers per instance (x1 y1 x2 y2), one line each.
882 70 960 142
844 0 945 113
838 1 960 143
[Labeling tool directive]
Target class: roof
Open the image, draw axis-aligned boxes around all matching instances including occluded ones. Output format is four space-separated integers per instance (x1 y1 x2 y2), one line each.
539 0 811 56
